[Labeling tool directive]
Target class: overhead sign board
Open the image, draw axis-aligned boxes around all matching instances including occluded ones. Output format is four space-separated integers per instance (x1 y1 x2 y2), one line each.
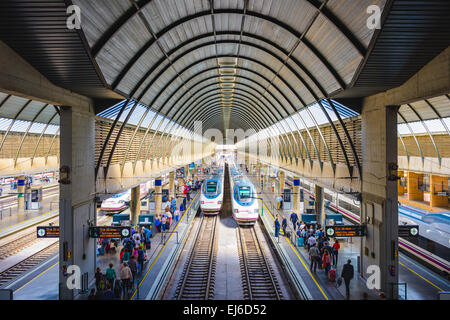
398 225 419 238
37 226 60 238
326 225 365 237
89 226 131 238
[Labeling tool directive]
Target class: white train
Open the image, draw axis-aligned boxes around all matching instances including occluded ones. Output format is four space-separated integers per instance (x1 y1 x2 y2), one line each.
101 183 148 214
228 162 259 225
200 162 224 214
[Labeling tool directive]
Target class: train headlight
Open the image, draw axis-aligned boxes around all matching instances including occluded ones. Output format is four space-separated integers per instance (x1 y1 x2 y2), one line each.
201 201 204 204
218 201 222 204
234 209 239 213
254 209 259 213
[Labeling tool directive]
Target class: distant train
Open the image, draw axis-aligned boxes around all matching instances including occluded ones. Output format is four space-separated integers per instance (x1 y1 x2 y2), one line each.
228 161 259 225
100 183 148 214
200 163 224 215
292 178 450 276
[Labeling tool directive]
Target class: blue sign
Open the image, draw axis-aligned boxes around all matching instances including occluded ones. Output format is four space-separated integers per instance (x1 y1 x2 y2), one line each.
155 179 162 186
293 179 300 186
189 162 195 168
18 179 25 186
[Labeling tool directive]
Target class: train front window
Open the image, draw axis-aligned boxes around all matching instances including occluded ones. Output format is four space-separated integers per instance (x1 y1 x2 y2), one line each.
238 186 251 200
206 182 217 193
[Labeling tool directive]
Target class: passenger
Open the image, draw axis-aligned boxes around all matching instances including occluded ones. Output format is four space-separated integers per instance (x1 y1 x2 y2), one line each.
128 256 138 283
88 288 96 300
307 234 317 251
155 216 161 232
132 230 141 249
113 279 122 299
378 292 386 300
94 267 103 291
341 259 354 300
182 196 187 210
332 239 340 266
281 216 288 235
322 249 331 274
122 248 130 264
105 263 116 289
290 212 299 231
161 215 167 232
120 262 133 300
274 216 280 238
309 243 321 273
186 190 191 202
174 207 181 224
166 210 172 228
102 285 114 300
137 246 145 274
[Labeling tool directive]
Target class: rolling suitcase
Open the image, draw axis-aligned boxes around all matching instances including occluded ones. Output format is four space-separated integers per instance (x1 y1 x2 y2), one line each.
297 236 304 247
328 268 336 282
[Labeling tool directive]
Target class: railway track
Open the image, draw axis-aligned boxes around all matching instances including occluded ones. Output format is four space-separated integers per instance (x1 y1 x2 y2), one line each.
237 224 283 300
0 232 38 260
174 215 218 300
0 241 58 287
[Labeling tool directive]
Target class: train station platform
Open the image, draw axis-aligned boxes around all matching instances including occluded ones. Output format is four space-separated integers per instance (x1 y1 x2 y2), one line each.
4 189 201 300
398 195 449 213
251 176 450 300
0 184 59 239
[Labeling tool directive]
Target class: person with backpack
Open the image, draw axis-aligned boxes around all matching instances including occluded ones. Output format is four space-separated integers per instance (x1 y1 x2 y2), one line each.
106 263 116 290
274 216 280 237
309 243 321 273
137 246 145 274
122 248 130 264
120 262 133 300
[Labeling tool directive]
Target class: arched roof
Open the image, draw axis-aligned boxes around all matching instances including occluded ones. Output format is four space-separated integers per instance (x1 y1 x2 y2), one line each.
74 0 387 134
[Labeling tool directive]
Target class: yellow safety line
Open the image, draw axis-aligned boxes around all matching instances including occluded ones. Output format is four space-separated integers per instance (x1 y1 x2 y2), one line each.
399 261 444 291
14 261 59 294
130 192 200 300
261 200 329 300
0 209 59 232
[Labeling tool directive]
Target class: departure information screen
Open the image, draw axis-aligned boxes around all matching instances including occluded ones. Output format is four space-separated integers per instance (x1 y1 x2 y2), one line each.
325 225 365 237
398 225 419 238
37 226 60 238
89 226 131 238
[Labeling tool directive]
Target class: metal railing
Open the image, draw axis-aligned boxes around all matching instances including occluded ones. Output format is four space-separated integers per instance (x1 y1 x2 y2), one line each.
0 206 12 220
391 282 407 300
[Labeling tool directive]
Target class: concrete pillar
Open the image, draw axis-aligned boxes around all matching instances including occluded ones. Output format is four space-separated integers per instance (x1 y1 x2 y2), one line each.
130 185 141 227
407 171 424 201
293 177 300 214
169 171 175 198
59 106 96 300
17 175 25 210
430 174 448 208
155 177 162 217
185 164 190 180
360 103 399 300
314 184 325 226
279 170 285 195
